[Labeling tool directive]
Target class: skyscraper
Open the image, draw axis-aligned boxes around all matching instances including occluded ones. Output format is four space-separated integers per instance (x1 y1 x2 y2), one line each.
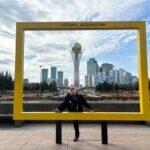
108 69 119 83
57 71 63 87
100 63 114 76
42 69 48 83
51 67 57 81
87 58 98 76
87 74 94 87
85 75 88 87
118 69 132 84
132 76 138 83
71 42 83 87
87 58 98 87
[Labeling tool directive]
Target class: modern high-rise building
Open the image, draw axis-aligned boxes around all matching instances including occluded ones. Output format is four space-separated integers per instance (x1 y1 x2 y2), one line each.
64 78 69 87
87 74 94 87
118 69 132 84
85 75 88 87
87 58 98 76
71 42 83 87
94 75 100 86
108 69 119 83
86 59 135 87
57 71 63 87
51 67 57 81
42 69 48 83
100 63 114 76
96 71 107 84
86 58 98 87
132 76 138 83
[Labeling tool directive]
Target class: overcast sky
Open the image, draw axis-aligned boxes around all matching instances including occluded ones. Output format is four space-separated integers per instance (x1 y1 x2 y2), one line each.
0 0 150 86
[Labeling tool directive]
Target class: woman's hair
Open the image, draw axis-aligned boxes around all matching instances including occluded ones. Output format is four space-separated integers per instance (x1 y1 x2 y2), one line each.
70 86 77 92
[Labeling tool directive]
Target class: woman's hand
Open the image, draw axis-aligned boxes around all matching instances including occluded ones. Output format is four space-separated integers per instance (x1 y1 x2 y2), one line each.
53 108 61 113
90 109 94 112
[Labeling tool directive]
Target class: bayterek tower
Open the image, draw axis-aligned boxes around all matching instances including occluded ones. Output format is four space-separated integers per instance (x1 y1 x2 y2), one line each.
70 42 83 88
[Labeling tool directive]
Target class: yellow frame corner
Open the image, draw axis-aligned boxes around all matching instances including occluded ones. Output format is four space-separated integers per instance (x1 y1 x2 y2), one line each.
13 21 149 121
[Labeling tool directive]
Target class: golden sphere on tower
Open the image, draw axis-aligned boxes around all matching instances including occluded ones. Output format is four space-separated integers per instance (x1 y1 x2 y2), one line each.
72 42 82 53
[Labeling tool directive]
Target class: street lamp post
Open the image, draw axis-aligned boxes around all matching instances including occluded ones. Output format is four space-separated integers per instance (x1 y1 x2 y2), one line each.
39 65 42 97
112 82 115 97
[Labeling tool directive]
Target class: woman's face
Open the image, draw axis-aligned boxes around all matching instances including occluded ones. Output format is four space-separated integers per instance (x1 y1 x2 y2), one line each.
70 87 77 95
73 89 77 95
70 89 74 95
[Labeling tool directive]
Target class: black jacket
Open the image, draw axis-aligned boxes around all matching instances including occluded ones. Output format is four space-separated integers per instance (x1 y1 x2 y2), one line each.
58 93 92 112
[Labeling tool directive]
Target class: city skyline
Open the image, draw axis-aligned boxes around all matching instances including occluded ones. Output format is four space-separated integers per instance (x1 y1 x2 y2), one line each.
86 58 137 87
0 0 150 86
41 67 65 87
20 31 140 87
23 57 137 87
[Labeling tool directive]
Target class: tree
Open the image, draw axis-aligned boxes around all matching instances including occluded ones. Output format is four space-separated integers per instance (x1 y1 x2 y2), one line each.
95 80 140 92
48 80 57 92
41 82 49 91
0 71 13 92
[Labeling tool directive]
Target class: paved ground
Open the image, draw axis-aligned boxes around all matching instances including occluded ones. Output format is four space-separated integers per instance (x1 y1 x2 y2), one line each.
0 123 150 150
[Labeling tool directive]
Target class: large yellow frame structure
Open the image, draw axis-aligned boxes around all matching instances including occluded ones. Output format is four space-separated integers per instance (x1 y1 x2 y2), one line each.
13 21 149 121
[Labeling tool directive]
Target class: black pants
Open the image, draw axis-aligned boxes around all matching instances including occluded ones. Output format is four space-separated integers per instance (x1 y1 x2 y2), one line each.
73 120 79 138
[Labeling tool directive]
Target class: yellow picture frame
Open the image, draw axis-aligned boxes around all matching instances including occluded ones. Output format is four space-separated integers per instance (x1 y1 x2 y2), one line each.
13 21 149 121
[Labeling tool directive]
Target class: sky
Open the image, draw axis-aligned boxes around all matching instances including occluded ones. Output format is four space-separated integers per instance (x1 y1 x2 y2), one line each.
0 0 150 86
